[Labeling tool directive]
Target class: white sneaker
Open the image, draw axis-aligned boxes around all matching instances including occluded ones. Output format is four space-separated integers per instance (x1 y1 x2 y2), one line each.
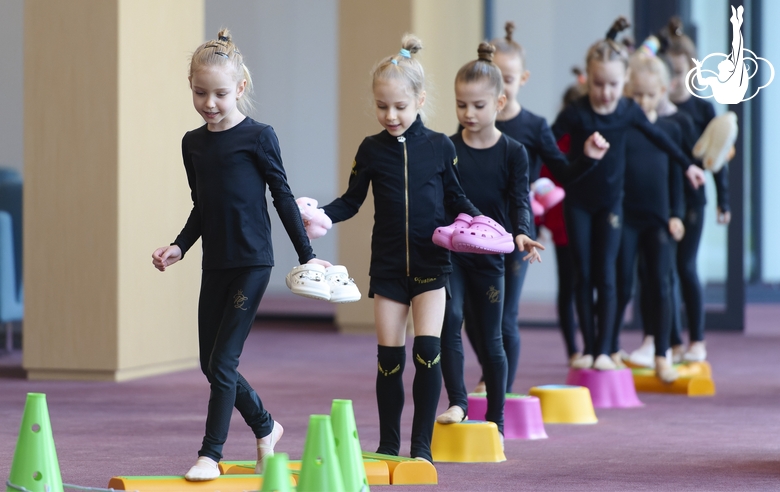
285 264 330 301
325 265 361 303
683 341 707 362
628 335 655 368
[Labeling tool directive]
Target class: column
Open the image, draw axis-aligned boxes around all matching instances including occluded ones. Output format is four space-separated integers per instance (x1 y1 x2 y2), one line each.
23 0 204 380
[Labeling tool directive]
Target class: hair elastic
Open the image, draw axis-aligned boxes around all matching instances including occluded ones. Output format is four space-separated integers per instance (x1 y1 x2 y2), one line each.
639 35 660 57
218 35 229 42
399 48 411 58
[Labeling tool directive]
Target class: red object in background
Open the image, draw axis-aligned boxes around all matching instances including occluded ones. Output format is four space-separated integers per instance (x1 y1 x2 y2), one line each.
536 134 571 246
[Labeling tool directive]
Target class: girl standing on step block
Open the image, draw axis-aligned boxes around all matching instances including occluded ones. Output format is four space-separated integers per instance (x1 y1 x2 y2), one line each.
320 35 505 463
437 42 608 435
629 18 730 365
151 29 331 481
611 52 688 383
463 23 604 392
551 17 706 371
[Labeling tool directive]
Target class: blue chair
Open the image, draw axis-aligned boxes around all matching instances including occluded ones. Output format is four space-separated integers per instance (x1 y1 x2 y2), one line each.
0 166 21 185
0 211 22 352
0 176 23 294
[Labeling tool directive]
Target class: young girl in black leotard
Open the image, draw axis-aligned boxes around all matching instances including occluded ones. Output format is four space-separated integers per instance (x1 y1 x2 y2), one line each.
321 35 488 463
463 23 600 389
663 19 730 363
612 53 687 382
551 18 705 371
151 29 332 481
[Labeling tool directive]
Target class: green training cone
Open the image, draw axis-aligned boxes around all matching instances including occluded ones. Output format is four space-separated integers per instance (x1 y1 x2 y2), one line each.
260 452 292 492
8 393 64 492
330 399 369 492
297 415 345 492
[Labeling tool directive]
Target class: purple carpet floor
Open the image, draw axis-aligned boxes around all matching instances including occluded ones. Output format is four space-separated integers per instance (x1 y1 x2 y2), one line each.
2 320 780 491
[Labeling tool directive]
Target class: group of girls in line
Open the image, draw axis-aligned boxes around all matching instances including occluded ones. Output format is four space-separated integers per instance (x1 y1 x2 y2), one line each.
151 16 724 479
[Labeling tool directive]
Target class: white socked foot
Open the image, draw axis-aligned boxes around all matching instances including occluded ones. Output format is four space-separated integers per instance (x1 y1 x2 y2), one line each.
184 456 220 481
255 421 284 474
436 405 466 424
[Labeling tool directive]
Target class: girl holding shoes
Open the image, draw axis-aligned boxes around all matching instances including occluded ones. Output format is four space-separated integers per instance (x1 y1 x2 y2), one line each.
151 29 331 481
321 35 491 462
438 42 607 436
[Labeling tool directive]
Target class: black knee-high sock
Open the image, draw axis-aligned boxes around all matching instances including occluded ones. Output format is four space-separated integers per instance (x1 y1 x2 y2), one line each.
410 336 442 461
376 345 406 455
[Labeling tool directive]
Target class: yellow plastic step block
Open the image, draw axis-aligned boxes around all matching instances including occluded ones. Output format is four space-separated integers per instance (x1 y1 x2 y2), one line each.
528 385 598 424
219 458 390 485
362 452 438 485
107 474 291 491
430 421 506 463
631 364 716 396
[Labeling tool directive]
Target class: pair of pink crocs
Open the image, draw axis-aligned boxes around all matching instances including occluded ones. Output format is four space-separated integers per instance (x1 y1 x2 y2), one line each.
432 214 514 254
530 178 565 217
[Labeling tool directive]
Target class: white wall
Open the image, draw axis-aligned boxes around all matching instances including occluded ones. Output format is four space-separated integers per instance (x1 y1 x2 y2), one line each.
205 0 339 295
761 0 780 282
0 0 24 174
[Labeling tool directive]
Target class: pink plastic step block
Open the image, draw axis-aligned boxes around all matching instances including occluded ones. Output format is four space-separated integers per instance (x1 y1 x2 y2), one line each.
467 393 548 440
565 368 644 408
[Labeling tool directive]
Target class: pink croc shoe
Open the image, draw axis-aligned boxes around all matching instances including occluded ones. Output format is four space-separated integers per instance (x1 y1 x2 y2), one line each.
432 213 473 251
530 193 544 217
533 178 565 212
451 215 515 254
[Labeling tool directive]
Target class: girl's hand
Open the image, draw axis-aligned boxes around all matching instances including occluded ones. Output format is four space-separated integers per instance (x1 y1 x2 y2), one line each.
152 245 182 272
515 234 545 264
717 207 731 224
669 217 685 242
307 258 334 268
686 165 706 189
583 131 610 160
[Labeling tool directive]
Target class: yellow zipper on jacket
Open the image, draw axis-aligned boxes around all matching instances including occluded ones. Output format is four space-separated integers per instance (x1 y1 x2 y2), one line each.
398 136 410 276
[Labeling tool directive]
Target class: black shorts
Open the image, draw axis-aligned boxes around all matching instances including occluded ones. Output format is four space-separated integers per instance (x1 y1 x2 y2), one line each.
369 275 450 305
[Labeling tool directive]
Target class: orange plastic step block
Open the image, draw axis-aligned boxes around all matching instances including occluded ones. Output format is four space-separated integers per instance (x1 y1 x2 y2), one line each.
362 452 438 485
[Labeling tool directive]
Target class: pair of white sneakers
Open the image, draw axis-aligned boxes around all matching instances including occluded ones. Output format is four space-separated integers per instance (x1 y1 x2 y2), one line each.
285 264 361 303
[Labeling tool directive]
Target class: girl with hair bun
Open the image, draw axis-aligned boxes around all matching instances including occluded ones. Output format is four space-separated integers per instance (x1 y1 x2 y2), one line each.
438 42 607 437
463 23 605 394
612 52 689 382
151 29 332 480
659 17 730 363
320 35 484 462
552 17 706 371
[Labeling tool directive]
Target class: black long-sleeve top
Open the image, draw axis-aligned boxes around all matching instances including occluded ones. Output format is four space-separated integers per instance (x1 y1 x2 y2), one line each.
552 96 692 212
449 133 531 273
675 97 730 212
323 116 480 278
623 116 685 228
173 117 314 269
496 108 597 185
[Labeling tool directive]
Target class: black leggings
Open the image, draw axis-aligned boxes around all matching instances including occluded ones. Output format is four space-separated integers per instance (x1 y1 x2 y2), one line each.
555 244 578 357
564 200 623 357
612 221 673 357
197 266 273 462
676 203 706 342
442 262 507 434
